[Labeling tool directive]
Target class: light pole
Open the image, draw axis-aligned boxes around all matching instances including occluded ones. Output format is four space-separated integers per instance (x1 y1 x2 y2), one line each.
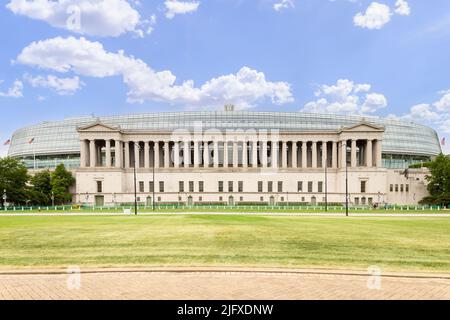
133 143 140 216
325 157 328 212
345 143 349 217
2 189 6 210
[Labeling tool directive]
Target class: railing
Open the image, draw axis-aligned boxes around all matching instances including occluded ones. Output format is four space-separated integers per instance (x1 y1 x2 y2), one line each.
0 204 447 212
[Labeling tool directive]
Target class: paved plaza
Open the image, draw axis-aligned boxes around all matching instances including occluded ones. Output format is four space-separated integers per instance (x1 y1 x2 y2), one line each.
0 268 448 300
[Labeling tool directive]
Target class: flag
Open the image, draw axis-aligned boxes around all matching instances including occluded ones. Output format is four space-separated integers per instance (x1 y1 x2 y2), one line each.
441 137 446 146
3 139 10 146
28 138 35 144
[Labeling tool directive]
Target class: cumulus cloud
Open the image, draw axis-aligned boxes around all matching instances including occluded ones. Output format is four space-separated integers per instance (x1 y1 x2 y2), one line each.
0 80 23 98
24 74 84 95
302 79 387 115
394 0 410 16
273 0 295 12
16 37 294 109
6 0 144 37
353 2 392 30
434 90 450 112
164 0 200 19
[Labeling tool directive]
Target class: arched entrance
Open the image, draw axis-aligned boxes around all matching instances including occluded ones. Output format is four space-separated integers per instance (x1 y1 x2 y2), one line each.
146 196 152 206
228 196 235 206
311 196 317 206
269 196 275 206
187 196 194 207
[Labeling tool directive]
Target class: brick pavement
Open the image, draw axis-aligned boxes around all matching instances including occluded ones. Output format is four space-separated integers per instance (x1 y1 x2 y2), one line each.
0 268 448 300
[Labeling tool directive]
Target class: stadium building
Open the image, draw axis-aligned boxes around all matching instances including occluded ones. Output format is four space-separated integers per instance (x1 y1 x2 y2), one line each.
8 109 442 206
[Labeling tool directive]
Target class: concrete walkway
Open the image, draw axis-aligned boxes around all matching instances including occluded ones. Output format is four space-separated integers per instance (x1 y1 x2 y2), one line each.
0 267 449 300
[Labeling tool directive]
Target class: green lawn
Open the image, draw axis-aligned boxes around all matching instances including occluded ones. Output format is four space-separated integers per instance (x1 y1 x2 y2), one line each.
0 215 449 272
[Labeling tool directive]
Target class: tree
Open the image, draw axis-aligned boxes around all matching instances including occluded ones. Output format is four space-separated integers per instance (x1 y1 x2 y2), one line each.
51 164 75 204
30 170 52 205
0 157 29 206
419 154 450 207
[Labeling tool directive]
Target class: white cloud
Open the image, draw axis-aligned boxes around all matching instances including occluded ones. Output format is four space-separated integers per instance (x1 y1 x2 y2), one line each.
0 80 23 98
17 37 294 109
24 74 84 95
302 79 387 115
434 90 450 112
403 104 440 121
353 2 392 30
164 0 200 19
273 0 294 12
6 0 143 37
394 0 410 16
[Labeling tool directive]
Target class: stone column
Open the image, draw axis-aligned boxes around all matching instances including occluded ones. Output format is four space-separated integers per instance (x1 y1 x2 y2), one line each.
134 142 140 168
89 140 96 168
376 140 383 168
282 141 288 168
124 141 130 169
214 141 219 168
184 141 190 168
203 141 209 167
174 141 180 168
105 139 111 167
223 141 229 167
292 142 298 168
322 141 328 168
242 141 248 168
193 141 200 168
80 140 87 168
154 141 160 169
272 141 279 168
302 141 307 168
341 141 347 168
115 140 122 168
262 141 268 168
164 141 170 168
144 141 150 168
252 140 258 167
351 139 357 168
233 141 239 168
332 141 337 169
366 139 373 168
312 142 317 169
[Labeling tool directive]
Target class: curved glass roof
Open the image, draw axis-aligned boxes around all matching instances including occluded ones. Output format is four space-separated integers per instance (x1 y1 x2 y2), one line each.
8 111 442 157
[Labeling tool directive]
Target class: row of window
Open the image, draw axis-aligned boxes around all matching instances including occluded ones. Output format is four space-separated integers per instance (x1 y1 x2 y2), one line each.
389 184 410 193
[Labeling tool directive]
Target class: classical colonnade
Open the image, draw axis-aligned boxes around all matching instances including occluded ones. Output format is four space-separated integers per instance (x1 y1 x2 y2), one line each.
80 138 383 169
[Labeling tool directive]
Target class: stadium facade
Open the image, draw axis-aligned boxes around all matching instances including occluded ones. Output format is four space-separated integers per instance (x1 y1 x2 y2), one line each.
8 110 442 206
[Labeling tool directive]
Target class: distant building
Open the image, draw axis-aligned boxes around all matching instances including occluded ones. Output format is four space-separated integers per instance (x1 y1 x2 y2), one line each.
8 110 442 206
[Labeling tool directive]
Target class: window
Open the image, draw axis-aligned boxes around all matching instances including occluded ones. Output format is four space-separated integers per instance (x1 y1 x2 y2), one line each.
218 181 224 192
400 184 404 192
189 181 194 192
390 184 393 192
268 181 273 192
199 197 202 202
406 184 409 192
199 181 204 193
240 196 243 201
354 197 359 205
157 197 161 202
258 181 263 193
361 181 366 193
179 181 184 192
139 181 144 193
96 181 103 193
260 196 264 202
318 181 323 193
219 196 223 201
395 184 399 192
301 197 305 202
149 181 154 192
368 198 373 205
298 181 303 192
238 181 243 192
278 181 283 193
159 181 164 193
280 197 284 202
228 181 233 192
308 181 313 193
361 197 366 205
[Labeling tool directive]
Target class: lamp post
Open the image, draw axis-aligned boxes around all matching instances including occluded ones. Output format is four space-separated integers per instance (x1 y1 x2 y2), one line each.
133 143 140 216
325 158 328 212
2 189 6 210
345 143 349 217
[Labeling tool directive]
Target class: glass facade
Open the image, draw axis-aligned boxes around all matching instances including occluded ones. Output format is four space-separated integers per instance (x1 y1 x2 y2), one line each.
8 111 441 169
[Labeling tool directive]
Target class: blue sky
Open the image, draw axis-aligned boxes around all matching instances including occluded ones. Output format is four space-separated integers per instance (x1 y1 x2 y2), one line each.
1 0 449 155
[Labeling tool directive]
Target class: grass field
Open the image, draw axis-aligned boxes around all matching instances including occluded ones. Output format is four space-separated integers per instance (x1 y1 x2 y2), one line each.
0 215 449 272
